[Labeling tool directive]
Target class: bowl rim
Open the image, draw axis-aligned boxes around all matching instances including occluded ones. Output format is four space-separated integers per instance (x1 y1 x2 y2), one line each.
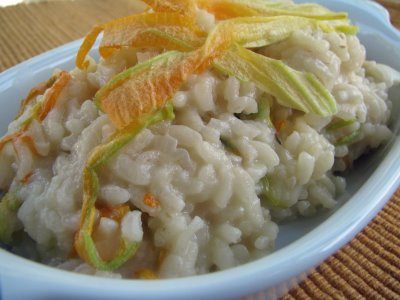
1 0 400 299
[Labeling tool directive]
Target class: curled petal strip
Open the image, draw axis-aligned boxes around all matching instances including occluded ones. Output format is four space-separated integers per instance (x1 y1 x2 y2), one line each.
39 71 71 121
76 25 104 70
74 104 175 271
16 75 57 119
141 0 196 15
100 13 205 58
0 71 70 155
215 44 337 116
95 50 209 129
76 13 205 70
197 0 348 20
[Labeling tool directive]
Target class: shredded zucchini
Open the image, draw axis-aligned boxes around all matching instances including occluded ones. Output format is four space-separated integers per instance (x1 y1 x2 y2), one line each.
260 177 290 209
0 193 22 244
335 129 362 146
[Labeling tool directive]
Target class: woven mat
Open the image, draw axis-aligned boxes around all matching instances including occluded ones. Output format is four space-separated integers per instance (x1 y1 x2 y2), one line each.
0 1 399 298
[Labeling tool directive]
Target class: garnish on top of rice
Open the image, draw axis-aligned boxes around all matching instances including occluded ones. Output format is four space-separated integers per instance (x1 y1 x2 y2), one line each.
0 0 399 278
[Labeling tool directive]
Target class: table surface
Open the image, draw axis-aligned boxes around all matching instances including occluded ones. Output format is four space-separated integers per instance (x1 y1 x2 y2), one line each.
0 1 399 299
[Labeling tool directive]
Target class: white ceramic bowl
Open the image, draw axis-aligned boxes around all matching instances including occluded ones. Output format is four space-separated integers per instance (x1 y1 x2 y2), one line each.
1 1 399 299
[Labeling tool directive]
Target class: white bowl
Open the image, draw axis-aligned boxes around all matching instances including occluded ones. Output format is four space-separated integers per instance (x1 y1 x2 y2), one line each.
1 0 399 299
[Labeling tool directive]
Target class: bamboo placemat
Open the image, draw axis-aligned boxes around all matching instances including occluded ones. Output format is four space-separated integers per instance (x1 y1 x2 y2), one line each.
0 1 399 299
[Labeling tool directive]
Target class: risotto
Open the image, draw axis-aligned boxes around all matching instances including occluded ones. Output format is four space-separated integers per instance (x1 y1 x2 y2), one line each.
0 0 399 279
